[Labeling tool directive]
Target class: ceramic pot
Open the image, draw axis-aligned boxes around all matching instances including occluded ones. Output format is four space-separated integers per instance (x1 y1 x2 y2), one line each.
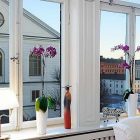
127 93 138 117
36 110 47 135
64 86 71 129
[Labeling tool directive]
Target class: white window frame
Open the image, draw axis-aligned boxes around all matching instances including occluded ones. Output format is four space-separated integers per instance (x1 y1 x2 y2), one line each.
20 0 70 129
1 0 70 132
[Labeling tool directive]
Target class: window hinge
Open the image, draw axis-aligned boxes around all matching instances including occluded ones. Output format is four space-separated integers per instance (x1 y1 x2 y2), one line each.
109 0 113 5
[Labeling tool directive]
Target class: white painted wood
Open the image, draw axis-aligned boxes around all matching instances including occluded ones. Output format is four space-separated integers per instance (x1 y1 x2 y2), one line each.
69 0 100 128
9 0 23 131
110 136 115 140
61 0 70 120
41 0 64 3
51 130 114 140
101 0 140 9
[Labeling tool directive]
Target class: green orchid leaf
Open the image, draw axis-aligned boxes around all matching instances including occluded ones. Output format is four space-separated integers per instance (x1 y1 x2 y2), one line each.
39 96 48 112
35 98 40 111
123 89 131 102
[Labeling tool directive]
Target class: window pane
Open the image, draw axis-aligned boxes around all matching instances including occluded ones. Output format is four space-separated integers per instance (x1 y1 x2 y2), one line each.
100 11 126 112
23 0 61 121
135 16 140 109
0 0 10 124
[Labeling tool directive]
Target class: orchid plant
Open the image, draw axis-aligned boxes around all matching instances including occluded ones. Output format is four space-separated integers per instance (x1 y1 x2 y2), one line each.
30 45 57 112
111 44 140 101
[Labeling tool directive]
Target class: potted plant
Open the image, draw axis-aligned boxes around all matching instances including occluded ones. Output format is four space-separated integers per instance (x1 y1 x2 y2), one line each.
35 95 48 135
111 44 140 116
30 45 57 135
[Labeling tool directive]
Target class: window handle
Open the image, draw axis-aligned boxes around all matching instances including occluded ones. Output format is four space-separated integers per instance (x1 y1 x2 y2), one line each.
109 0 113 5
10 57 19 62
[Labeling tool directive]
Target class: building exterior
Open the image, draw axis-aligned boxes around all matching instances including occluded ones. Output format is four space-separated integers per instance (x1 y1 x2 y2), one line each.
101 56 140 95
0 0 60 121
100 56 125 75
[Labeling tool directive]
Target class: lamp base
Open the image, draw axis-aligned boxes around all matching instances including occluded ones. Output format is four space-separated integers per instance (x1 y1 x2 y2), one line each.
0 135 10 140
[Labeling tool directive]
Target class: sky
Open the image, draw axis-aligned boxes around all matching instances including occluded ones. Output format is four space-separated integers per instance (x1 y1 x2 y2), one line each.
23 0 140 59
100 11 126 59
23 0 60 32
100 10 140 59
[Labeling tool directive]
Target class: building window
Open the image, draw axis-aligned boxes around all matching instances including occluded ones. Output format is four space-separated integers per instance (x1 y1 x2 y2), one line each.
31 90 40 102
29 55 41 76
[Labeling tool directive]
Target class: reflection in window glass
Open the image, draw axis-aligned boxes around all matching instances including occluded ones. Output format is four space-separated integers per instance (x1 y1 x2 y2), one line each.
135 16 140 108
23 0 61 121
100 11 126 112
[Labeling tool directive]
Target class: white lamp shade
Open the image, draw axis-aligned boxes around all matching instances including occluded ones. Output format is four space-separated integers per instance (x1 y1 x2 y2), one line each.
0 88 19 110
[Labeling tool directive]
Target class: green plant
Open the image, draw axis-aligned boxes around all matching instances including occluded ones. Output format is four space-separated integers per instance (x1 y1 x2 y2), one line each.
35 95 48 112
47 96 56 110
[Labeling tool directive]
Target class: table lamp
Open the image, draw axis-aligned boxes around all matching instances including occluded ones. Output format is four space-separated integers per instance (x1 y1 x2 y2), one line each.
0 88 19 140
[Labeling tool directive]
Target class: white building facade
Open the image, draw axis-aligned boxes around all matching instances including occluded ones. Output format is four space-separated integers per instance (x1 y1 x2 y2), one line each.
0 0 61 121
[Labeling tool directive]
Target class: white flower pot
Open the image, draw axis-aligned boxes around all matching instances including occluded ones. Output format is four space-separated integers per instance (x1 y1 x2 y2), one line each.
36 110 47 135
127 93 138 117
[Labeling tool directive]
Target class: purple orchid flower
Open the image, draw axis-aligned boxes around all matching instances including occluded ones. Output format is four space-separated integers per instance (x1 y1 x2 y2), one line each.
46 46 57 58
118 61 131 69
111 44 129 53
122 45 129 52
31 46 45 56
31 45 57 58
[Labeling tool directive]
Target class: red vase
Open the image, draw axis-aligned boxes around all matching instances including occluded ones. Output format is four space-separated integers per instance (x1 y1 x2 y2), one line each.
64 86 71 129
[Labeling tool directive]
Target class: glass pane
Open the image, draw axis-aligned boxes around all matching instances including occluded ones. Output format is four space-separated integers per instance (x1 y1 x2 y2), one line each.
100 11 126 112
0 0 10 124
135 16 140 111
23 0 61 121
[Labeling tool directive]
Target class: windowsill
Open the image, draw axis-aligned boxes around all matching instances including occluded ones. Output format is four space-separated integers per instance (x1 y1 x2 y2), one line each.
2 119 120 140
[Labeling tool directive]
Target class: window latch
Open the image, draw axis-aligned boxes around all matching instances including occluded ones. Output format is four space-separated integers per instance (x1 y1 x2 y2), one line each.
10 57 19 62
109 0 113 5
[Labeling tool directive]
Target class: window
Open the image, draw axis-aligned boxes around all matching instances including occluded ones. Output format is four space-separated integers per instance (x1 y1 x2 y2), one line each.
100 9 126 111
31 90 40 102
23 0 61 122
29 55 41 76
